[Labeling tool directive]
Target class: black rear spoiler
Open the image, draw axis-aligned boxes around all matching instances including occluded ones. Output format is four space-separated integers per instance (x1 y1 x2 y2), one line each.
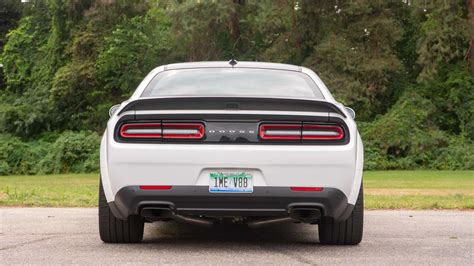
118 97 346 118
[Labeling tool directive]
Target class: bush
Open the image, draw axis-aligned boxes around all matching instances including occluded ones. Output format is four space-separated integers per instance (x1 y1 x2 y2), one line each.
37 131 100 174
361 91 474 170
0 131 100 175
0 134 48 175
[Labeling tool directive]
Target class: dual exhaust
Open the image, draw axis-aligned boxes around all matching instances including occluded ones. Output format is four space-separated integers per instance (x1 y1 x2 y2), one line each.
140 205 322 228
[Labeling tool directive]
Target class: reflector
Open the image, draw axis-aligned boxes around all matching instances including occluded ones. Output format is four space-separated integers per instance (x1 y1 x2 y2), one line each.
291 187 324 192
139 185 173 190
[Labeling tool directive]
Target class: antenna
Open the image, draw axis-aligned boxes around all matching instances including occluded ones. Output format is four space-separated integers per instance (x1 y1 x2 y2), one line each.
228 59 238 67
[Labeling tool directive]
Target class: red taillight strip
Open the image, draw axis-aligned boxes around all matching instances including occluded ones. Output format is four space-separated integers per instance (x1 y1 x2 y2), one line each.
120 123 162 138
139 185 173 190
302 125 344 140
162 123 204 139
259 124 301 140
291 187 324 192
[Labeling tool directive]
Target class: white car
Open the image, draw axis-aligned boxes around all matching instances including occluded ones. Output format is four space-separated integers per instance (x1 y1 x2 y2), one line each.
99 61 364 245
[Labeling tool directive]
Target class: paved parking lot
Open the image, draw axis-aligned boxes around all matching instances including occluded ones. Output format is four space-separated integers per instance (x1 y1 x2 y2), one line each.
1 208 473 265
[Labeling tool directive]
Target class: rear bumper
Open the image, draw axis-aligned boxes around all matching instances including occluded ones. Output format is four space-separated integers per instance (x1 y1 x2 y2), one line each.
109 186 354 222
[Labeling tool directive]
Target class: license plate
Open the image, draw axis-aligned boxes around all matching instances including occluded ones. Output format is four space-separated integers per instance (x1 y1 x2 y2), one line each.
209 172 253 193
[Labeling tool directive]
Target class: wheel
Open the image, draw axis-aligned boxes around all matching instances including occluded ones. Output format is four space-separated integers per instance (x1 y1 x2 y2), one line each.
318 184 363 245
98 179 144 243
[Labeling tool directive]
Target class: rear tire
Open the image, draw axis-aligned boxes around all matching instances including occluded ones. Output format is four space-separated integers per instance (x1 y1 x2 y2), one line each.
99 179 144 243
318 184 363 245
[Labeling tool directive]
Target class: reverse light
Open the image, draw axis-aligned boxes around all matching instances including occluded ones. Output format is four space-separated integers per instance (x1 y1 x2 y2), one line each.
302 124 344 140
162 123 204 139
120 123 162 138
259 124 301 140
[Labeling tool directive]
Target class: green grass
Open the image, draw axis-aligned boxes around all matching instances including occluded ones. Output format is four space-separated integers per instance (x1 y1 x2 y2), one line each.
0 171 473 209
363 171 474 209
363 170 474 190
0 174 99 207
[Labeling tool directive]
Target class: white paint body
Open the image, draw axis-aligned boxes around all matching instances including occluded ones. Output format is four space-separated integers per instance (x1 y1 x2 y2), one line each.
101 64 363 205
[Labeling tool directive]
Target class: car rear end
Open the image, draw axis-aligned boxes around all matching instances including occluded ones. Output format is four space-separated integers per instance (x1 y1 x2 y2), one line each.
99 62 364 244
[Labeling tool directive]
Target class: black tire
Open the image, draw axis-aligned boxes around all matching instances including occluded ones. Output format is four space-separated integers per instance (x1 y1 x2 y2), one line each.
318 184 363 245
98 179 144 243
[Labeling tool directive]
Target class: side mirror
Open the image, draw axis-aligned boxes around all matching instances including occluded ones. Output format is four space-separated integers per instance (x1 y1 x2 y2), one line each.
109 104 120 117
345 107 356 119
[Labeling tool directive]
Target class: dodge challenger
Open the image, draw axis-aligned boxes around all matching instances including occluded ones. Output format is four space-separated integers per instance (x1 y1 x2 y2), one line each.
99 60 364 244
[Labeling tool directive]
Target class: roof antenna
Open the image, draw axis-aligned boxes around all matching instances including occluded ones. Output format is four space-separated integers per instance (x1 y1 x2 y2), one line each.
228 59 238 68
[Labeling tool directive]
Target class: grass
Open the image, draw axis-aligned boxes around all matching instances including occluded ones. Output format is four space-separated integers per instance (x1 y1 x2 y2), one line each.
0 171 473 209
363 171 474 210
0 174 98 207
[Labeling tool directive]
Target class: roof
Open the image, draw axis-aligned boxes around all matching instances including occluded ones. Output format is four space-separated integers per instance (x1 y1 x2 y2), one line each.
164 61 302 72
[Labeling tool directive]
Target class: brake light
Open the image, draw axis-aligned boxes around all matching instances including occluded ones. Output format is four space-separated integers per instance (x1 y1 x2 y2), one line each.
259 123 344 141
259 124 301 140
120 122 204 140
162 123 204 139
120 123 162 138
302 124 344 140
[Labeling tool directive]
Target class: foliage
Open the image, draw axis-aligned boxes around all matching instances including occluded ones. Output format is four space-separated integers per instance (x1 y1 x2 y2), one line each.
415 0 469 81
37 131 100 174
361 91 473 170
0 0 472 174
303 0 405 119
0 131 100 176
96 7 172 99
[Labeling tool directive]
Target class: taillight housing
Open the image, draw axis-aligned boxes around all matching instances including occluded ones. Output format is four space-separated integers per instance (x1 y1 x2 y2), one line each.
120 123 162 138
259 124 301 140
162 123 204 139
259 123 344 141
119 122 204 140
302 124 344 140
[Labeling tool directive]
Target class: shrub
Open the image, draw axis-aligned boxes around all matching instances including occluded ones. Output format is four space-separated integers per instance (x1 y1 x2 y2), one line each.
0 134 48 175
38 131 100 174
0 131 100 175
360 91 474 170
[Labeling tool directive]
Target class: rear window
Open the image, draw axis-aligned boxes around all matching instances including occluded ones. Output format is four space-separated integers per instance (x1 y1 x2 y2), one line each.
141 68 324 99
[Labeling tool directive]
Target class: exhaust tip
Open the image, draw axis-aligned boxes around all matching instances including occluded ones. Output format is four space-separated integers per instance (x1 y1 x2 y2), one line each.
140 207 213 227
140 207 173 221
289 207 321 224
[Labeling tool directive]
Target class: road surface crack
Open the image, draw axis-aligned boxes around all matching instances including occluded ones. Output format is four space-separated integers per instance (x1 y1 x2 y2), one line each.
0 236 59 251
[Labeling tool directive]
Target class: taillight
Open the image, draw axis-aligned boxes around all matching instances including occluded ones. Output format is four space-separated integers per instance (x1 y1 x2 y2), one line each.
120 123 162 138
162 123 204 139
120 122 204 140
259 124 301 140
259 123 344 141
302 124 344 140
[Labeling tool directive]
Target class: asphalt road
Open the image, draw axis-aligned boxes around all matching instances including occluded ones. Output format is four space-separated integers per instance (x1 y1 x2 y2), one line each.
1 208 473 265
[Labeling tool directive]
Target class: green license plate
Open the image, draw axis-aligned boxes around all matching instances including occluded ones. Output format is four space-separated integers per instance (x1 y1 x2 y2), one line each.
209 172 253 193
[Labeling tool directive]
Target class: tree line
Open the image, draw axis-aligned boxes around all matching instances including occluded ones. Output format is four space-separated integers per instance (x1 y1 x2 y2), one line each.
0 0 472 174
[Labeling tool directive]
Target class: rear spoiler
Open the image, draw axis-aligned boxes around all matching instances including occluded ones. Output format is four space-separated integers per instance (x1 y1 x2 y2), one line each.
118 97 346 118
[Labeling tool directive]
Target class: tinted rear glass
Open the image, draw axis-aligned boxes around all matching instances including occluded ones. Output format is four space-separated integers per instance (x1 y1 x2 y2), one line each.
141 68 324 99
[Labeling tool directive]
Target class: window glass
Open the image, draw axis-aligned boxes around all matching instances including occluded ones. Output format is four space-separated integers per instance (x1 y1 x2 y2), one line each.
141 68 324 99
